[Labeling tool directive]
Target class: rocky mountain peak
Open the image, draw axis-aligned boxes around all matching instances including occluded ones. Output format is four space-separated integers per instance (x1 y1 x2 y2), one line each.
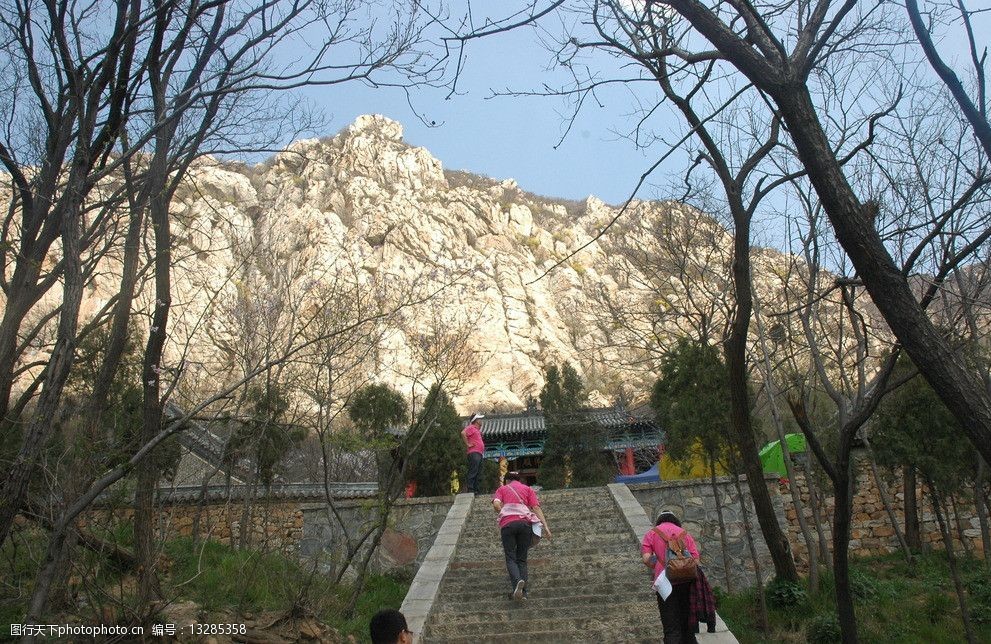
152 115 809 413
346 113 405 140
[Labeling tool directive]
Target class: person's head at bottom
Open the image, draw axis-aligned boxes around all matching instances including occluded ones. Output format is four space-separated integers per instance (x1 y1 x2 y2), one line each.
369 609 413 644
504 470 521 485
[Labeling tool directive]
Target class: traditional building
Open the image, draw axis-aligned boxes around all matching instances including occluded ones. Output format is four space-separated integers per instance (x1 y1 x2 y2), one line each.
477 404 663 485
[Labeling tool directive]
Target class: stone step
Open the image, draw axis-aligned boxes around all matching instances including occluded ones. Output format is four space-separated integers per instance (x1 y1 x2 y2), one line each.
438 573 650 595
457 532 637 547
439 568 649 586
421 623 664 644
453 539 638 556
427 600 657 626
470 491 614 509
431 588 657 614
444 552 647 570
460 523 639 545
423 612 660 641
461 514 631 528
407 485 736 644
445 554 647 572
446 559 646 578
465 505 626 530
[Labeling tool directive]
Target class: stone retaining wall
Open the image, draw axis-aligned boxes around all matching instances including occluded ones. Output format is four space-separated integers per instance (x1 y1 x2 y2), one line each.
300 496 455 577
780 454 986 565
81 492 455 574
80 500 306 555
627 475 786 591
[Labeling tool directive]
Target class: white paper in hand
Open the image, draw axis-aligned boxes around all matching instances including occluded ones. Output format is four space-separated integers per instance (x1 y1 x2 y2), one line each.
653 569 673 600
532 522 543 537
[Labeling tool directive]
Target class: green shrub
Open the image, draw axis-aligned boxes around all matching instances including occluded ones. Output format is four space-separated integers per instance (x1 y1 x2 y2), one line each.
805 613 841 644
966 574 991 604
766 578 808 609
849 570 881 602
971 603 991 625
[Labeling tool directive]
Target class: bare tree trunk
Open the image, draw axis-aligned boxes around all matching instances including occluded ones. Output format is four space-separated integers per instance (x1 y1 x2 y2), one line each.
239 475 258 550
790 397 861 643
0 209 85 545
905 467 922 551
86 183 147 440
807 466 831 565
0 262 43 425
192 469 216 543
725 212 797 583
862 437 912 563
830 460 859 644
135 141 173 616
950 494 973 560
710 461 733 592
344 503 393 618
753 293 818 586
732 473 768 634
928 482 976 644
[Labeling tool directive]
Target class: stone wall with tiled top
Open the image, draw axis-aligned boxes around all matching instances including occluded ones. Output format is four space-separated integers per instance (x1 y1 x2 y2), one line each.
779 453 986 566
626 475 786 591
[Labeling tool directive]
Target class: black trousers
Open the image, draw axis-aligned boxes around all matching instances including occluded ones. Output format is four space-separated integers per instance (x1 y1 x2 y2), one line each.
655 582 698 644
500 520 532 592
466 452 483 493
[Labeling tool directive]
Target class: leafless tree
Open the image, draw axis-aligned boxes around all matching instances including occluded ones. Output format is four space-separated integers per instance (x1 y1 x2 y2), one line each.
906 0 991 158
641 0 991 485
776 72 991 637
1 0 441 630
587 201 734 368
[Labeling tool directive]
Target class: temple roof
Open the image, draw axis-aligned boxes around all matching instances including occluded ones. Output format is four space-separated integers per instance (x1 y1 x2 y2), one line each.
474 405 663 458
476 405 659 438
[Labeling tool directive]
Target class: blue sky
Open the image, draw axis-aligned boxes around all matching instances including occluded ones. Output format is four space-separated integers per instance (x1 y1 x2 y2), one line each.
298 3 989 223
300 20 672 206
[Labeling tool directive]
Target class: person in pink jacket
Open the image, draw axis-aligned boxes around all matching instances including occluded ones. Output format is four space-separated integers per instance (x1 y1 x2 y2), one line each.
461 413 486 494
492 471 552 601
641 510 701 643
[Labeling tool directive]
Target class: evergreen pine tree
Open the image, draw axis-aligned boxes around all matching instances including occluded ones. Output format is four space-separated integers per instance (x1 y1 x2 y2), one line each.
347 383 408 438
650 338 734 475
348 383 409 494
873 354 974 495
538 363 612 488
405 384 466 496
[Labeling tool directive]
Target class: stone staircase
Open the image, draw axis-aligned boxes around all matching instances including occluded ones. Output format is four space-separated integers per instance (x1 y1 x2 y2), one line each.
417 487 675 643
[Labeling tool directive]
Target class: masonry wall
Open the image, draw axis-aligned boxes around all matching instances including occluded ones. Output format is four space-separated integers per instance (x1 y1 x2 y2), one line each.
83 493 456 576
81 500 306 556
779 453 986 566
300 496 455 578
627 475 786 591
81 456 986 586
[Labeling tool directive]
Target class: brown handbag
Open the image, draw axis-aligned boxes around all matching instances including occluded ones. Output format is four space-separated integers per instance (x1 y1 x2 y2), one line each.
655 528 698 584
